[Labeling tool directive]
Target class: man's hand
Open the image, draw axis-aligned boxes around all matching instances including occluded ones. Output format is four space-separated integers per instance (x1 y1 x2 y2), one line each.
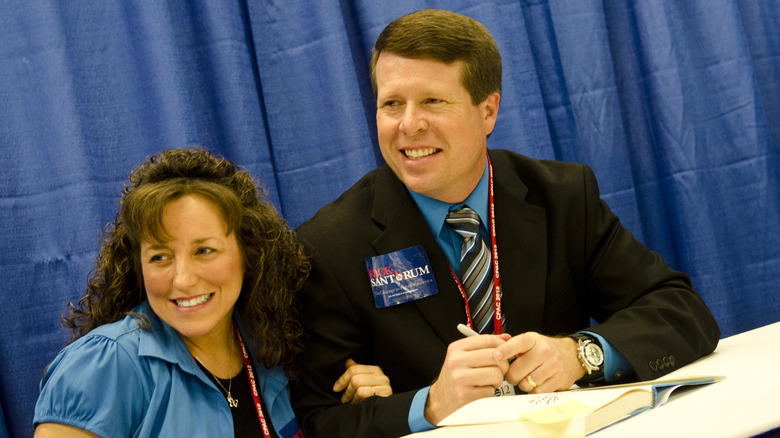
333 358 393 403
494 332 585 393
424 333 512 425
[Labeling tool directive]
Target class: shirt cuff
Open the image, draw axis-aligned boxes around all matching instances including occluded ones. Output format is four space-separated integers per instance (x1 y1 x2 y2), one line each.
408 386 436 432
583 331 634 382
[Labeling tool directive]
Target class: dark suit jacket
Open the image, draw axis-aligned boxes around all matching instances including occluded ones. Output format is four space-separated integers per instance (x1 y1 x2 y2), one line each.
291 149 720 438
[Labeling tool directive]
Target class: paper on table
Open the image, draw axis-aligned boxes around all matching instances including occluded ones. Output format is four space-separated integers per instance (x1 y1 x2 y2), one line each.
521 400 595 425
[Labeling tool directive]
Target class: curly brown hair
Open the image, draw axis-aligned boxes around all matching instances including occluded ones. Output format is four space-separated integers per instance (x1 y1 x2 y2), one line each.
63 147 310 378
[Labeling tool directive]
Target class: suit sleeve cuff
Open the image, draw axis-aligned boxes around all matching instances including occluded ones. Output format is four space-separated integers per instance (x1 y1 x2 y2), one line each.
408 386 436 432
583 331 634 382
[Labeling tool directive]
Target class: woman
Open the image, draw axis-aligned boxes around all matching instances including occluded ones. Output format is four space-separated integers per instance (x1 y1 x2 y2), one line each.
34 148 391 437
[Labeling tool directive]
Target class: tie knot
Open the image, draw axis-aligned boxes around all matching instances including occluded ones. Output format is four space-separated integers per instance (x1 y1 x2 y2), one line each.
446 206 481 236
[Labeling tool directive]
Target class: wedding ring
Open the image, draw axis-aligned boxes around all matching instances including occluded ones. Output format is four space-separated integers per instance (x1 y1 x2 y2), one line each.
526 375 538 389
371 386 376 396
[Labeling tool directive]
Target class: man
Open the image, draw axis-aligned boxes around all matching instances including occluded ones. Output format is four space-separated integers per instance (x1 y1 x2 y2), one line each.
291 9 720 437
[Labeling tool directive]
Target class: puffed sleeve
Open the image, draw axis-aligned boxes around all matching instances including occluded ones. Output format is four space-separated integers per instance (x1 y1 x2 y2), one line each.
34 334 146 437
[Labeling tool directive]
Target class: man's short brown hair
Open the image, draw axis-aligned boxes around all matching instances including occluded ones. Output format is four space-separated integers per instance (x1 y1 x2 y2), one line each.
370 9 502 105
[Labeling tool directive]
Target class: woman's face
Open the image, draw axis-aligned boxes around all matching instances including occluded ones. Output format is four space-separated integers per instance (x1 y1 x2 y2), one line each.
140 194 244 346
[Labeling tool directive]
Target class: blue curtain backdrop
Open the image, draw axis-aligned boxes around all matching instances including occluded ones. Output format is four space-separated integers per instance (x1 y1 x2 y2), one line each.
1 1 779 436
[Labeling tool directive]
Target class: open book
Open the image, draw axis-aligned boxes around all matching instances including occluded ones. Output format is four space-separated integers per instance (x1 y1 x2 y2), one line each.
406 376 722 437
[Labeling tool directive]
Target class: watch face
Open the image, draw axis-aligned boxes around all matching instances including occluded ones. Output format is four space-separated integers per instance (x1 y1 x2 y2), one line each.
584 343 604 366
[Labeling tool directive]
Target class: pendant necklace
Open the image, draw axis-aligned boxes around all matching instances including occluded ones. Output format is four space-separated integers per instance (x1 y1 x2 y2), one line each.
194 356 239 408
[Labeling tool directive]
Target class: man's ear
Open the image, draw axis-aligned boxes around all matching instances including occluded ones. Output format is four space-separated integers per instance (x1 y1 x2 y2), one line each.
482 92 501 136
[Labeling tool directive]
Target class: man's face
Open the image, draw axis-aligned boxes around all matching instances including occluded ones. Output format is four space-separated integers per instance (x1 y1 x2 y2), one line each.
375 52 500 203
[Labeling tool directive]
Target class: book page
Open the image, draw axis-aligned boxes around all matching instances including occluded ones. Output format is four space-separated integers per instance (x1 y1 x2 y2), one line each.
438 387 647 427
438 376 722 428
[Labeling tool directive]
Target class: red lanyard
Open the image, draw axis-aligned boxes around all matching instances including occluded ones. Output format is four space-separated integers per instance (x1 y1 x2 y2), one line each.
448 157 503 334
233 322 273 438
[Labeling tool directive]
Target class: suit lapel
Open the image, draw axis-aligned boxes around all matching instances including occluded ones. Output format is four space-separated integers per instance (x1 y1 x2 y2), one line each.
370 167 467 345
490 152 548 335
366 154 550 341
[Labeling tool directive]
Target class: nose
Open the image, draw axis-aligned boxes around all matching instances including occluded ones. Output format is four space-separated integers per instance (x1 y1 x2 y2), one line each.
172 257 197 291
399 105 428 135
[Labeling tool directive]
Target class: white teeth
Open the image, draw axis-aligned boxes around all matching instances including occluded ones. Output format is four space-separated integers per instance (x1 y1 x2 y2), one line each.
404 148 438 159
175 294 212 308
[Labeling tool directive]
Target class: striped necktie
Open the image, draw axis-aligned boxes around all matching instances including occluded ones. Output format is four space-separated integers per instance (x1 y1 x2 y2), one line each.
446 206 495 334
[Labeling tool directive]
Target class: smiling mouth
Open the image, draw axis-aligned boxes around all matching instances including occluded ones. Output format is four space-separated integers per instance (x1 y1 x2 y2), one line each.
174 293 213 308
404 148 440 159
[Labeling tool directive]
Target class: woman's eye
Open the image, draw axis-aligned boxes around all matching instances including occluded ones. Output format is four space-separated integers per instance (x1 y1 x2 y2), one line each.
195 247 215 256
149 254 166 263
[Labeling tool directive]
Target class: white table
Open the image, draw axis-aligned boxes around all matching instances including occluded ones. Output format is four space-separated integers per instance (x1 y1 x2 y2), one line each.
592 321 780 437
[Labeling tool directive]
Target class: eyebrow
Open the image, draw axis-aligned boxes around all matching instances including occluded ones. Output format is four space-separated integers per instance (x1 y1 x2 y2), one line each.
141 237 218 252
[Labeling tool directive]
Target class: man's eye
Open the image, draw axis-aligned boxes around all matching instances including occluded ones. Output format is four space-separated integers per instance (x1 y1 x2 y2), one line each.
425 98 443 104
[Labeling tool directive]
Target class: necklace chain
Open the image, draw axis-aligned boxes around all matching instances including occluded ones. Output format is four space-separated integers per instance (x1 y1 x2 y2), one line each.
194 356 239 408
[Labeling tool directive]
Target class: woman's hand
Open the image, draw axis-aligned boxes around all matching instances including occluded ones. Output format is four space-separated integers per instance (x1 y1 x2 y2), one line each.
332 358 393 403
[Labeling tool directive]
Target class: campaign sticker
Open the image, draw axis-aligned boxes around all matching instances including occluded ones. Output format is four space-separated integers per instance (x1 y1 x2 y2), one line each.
366 245 438 308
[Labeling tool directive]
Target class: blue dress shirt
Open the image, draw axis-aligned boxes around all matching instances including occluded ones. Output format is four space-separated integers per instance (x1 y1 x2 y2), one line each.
34 301 302 438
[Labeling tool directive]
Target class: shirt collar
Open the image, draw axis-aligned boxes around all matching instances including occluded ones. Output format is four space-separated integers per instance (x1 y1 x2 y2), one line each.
135 301 196 370
134 301 290 398
408 160 491 237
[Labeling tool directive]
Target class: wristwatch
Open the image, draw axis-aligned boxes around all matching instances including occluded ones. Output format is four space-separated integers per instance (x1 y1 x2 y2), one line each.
568 333 604 383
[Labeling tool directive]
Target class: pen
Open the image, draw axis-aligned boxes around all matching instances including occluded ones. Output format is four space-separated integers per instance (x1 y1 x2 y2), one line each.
457 324 518 396
458 323 519 365
457 323 479 337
